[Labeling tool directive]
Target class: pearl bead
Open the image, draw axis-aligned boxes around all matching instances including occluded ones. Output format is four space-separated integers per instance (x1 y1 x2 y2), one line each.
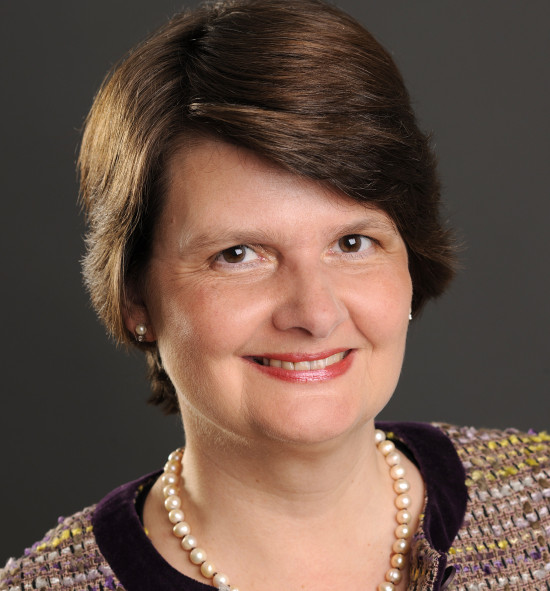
391 553 405 568
162 431 413 591
390 464 405 480
393 478 410 494
396 509 411 524
181 535 197 550
164 460 180 474
163 484 177 498
385 451 400 467
168 509 184 524
392 538 410 554
161 473 177 485
378 440 395 456
395 523 411 539
168 450 183 462
213 572 230 588
173 521 191 537
200 561 216 578
135 324 147 336
190 547 207 565
386 568 402 584
374 429 386 443
164 495 181 511
395 493 411 509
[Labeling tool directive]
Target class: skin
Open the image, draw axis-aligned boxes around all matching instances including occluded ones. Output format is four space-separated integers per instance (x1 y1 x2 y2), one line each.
125 138 423 591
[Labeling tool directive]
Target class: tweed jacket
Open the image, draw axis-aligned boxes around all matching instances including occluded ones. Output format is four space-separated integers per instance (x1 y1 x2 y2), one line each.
2 423 549 591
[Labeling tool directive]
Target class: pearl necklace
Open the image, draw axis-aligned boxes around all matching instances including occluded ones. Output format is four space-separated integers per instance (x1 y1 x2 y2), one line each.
161 429 412 591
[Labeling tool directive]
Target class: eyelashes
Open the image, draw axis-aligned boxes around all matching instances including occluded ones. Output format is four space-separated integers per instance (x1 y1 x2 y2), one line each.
333 234 374 255
212 234 376 271
216 245 260 264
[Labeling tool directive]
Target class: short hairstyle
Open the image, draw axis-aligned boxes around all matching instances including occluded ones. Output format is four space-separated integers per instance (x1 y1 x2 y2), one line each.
79 0 456 414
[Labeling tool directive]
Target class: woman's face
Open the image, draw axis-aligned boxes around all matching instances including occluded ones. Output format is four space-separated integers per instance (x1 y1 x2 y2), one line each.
133 139 412 446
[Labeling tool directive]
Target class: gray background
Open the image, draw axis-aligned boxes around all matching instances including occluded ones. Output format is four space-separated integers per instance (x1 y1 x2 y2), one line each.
1 1 549 559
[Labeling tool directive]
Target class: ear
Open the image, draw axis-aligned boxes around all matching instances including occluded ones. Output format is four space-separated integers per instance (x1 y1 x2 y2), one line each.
122 280 157 343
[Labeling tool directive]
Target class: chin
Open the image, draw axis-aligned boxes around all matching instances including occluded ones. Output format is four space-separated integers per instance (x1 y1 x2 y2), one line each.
249 395 373 447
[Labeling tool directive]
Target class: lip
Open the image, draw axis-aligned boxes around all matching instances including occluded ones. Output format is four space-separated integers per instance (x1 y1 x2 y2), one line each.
244 349 354 383
250 349 349 363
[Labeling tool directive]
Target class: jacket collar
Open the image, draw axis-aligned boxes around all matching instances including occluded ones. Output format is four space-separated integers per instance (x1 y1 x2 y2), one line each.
94 422 467 590
378 422 468 589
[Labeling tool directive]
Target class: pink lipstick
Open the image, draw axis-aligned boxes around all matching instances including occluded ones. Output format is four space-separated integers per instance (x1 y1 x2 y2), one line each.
244 349 353 382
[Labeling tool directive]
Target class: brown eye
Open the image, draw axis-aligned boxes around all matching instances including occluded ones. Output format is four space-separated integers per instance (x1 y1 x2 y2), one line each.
220 245 246 263
338 234 366 253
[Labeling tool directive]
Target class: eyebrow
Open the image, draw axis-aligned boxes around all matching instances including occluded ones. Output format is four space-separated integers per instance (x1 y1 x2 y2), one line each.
178 213 399 254
331 216 399 238
178 228 277 255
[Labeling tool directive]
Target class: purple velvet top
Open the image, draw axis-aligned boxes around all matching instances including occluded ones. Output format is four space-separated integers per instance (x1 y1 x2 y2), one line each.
92 422 467 590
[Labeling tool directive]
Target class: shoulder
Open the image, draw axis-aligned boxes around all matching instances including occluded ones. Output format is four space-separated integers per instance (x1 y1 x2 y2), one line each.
433 422 550 459
432 422 550 489
0 504 126 590
434 423 550 588
0 473 160 591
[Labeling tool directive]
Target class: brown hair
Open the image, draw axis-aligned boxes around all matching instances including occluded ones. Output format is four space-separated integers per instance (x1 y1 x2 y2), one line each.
79 0 456 414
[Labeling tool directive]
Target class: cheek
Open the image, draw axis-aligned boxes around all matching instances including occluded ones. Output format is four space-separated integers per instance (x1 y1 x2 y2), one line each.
151 279 268 364
151 280 274 429
349 267 412 340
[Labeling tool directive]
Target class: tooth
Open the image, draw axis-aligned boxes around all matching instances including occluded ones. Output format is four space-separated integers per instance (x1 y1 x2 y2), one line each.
269 359 282 368
262 358 270 366
281 361 295 370
325 353 343 367
310 358 327 369
294 361 311 370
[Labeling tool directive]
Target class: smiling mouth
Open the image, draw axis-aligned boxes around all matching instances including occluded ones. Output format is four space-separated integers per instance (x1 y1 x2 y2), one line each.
250 350 350 371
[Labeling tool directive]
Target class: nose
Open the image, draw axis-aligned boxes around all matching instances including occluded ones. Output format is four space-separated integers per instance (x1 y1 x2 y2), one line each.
271 263 349 338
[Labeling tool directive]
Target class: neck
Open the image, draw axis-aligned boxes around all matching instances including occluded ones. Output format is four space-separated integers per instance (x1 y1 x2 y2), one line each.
183 418 384 512
145 419 422 591
177 418 397 560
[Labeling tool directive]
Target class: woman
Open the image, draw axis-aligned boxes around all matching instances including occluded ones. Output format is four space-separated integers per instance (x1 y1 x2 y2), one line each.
2 1 548 590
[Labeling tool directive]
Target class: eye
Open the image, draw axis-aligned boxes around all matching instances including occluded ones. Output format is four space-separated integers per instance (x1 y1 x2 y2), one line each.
335 234 373 253
216 245 259 264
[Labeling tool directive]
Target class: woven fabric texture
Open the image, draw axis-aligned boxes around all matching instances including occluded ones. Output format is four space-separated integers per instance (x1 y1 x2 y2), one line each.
442 425 550 590
0 506 124 590
1 424 549 591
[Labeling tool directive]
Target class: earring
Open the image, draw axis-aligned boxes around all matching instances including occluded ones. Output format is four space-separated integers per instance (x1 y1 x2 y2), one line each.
135 324 148 342
408 311 413 321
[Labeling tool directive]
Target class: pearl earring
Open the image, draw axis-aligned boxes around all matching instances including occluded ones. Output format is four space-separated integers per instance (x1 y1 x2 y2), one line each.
135 324 148 342
408 311 413 321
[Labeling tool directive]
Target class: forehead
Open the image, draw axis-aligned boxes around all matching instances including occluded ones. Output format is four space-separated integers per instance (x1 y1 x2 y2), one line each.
147 142 410 273
152 138 406 260
166 137 321 202
163 138 397 229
